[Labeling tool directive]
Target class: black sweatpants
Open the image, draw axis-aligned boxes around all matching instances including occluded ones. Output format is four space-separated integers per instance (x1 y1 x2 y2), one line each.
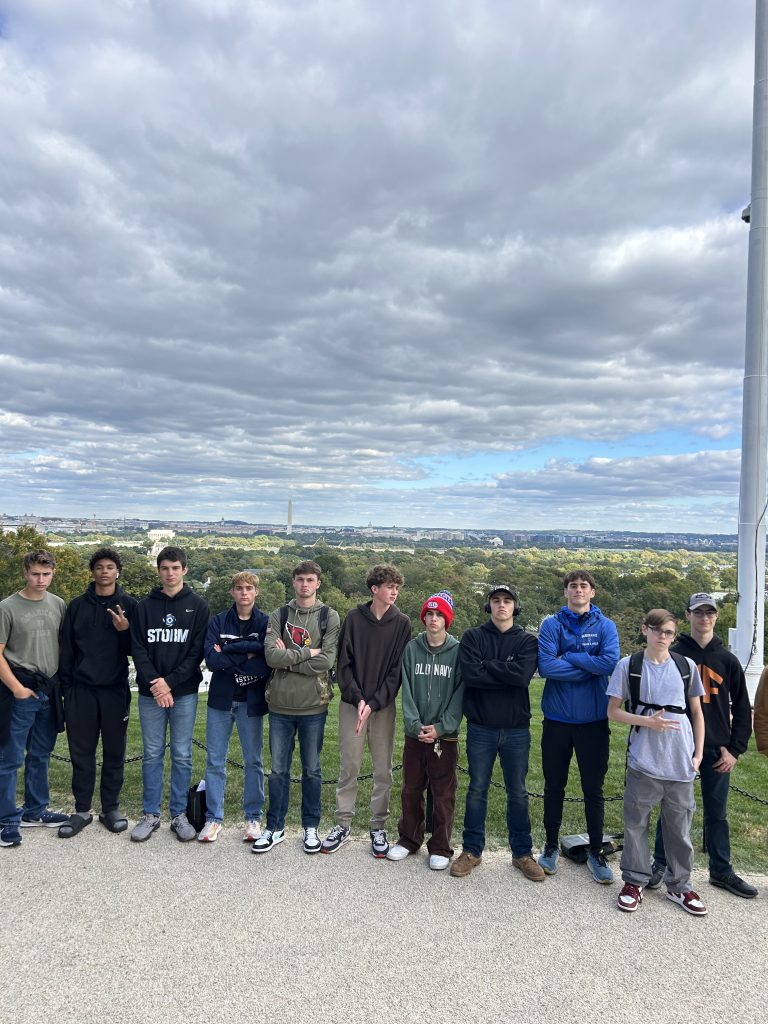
541 717 610 853
64 685 130 813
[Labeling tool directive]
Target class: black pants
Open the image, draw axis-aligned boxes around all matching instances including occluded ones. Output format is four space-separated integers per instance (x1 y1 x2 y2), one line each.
64 685 130 813
541 717 610 853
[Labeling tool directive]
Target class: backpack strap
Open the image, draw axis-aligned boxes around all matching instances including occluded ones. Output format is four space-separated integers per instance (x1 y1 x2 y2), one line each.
626 650 690 735
627 650 644 719
669 650 691 701
280 603 329 640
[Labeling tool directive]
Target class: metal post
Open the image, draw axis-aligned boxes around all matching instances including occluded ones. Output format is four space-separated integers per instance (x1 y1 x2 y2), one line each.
734 0 768 702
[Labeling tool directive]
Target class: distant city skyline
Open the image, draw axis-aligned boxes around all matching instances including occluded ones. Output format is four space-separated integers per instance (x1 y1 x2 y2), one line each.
0 510 737 546
0 2 755 533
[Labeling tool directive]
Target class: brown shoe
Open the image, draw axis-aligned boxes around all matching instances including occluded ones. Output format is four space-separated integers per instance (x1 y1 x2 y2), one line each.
513 854 546 881
450 850 482 877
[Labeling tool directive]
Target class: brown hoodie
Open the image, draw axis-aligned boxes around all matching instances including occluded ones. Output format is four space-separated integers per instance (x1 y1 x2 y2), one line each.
754 666 768 756
336 601 411 711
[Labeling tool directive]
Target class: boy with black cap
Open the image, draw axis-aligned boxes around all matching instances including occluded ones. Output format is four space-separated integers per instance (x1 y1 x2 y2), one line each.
387 591 464 870
649 593 757 899
451 585 543 881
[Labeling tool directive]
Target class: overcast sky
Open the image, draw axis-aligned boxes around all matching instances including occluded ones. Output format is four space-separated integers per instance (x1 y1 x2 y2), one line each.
0 0 758 531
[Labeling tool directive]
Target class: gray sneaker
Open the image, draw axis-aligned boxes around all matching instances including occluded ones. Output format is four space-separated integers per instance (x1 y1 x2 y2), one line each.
130 813 161 843
170 813 197 842
647 862 665 889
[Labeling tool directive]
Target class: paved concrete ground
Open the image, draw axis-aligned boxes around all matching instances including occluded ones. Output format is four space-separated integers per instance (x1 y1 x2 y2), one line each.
3 824 766 1024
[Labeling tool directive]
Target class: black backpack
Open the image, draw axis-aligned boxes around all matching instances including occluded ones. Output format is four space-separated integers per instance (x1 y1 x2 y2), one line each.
277 603 336 686
626 649 692 735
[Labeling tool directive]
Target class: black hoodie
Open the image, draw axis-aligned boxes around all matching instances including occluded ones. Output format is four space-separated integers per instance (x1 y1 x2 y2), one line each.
459 620 538 730
336 601 411 710
672 632 752 757
131 585 208 698
59 583 139 690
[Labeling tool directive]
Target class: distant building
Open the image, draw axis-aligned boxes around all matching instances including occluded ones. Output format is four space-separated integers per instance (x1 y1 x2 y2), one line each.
148 529 175 561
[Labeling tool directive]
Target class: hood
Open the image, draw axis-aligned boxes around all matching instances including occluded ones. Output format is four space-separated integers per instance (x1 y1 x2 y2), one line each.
357 600 403 626
147 584 194 603
481 619 524 637
413 631 459 656
674 631 723 656
557 604 604 627
82 581 130 629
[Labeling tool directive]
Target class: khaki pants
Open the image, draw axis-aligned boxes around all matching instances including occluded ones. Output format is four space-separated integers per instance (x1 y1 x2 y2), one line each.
335 701 396 830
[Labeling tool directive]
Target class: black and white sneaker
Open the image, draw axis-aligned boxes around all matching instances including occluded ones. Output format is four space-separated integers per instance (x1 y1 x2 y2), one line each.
321 824 351 854
370 829 389 858
303 827 322 854
252 828 285 854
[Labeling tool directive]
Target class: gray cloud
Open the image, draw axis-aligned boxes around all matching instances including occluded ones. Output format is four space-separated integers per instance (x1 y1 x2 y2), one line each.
0 0 755 527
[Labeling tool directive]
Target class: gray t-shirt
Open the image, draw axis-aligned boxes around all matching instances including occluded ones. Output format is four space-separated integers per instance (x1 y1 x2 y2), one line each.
0 591 66 677
607 654 704 783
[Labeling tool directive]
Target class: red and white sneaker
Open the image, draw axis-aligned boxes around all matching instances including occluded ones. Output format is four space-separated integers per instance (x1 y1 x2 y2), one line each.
197 821 222 843
617 882 643 912
666 890 708 916
244 820 261 842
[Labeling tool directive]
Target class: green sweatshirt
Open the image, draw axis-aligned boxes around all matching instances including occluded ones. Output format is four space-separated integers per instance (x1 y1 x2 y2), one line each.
400 632 464 739
264 599 340 716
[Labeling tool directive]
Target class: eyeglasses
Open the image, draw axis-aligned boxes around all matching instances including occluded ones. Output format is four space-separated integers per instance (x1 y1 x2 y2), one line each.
648 626 676 639
691 608 717 617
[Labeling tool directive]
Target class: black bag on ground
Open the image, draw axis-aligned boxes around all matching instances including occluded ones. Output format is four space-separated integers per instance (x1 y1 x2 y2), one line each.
186 782 207 832
560 832 623 863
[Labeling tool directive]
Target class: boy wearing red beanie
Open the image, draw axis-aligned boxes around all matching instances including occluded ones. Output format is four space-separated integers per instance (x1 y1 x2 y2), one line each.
387 592 464 870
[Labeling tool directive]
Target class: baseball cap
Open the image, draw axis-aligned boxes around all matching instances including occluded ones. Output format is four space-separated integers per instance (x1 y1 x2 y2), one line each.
688 592 718 611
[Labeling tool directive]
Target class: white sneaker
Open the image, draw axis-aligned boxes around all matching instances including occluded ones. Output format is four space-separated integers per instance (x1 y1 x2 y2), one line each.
244 819 261 842
197 821 222 843
429 854 450 871
251 828 285 854
386 843 411 861
303 826 322 854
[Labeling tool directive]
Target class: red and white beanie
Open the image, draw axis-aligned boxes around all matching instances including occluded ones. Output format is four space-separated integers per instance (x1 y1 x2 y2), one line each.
420 590 454 630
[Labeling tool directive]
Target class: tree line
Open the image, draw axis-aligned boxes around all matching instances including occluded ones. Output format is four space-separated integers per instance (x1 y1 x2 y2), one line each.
0 526 751 655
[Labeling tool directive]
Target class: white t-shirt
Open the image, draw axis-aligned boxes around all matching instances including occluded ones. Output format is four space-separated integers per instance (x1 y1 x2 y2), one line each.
607 655 703 783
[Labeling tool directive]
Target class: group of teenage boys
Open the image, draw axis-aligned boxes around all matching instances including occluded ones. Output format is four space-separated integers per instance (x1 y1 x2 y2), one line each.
0 548 763 917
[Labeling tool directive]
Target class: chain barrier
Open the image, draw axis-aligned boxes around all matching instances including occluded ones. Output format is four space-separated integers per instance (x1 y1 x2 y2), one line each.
50 741 766 804
728 782 768 807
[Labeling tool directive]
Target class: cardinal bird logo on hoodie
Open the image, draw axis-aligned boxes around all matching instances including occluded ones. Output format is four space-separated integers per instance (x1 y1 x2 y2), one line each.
288 622 312 648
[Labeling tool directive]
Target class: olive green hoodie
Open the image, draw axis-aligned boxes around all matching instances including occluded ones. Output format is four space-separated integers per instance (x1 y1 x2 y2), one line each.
400 632 464 739
264 599 340 716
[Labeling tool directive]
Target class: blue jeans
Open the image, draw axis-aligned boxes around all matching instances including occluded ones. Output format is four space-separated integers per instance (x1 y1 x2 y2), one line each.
0 693 58 824
205 702 264 823
462 721 532 858
266 711 327 830
138 693 199 818
653 745 732 876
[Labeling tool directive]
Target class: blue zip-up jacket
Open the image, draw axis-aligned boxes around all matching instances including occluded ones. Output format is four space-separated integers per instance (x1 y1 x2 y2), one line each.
205 604 270 717
538 605 619 724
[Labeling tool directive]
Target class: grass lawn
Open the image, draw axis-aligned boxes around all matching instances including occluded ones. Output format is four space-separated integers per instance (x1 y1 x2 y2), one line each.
44 679 768 870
